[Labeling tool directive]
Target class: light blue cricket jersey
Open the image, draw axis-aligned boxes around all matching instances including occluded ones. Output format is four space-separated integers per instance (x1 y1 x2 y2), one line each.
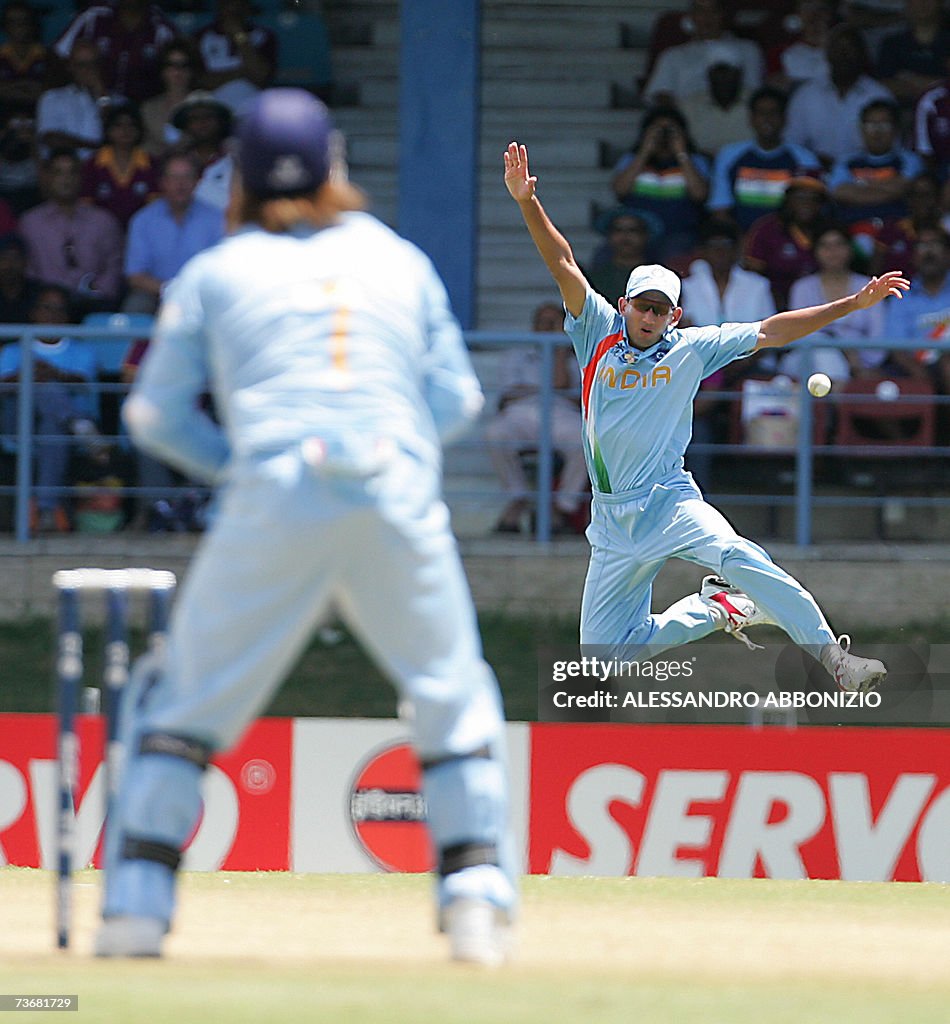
565 288 760 495
125 212 483 484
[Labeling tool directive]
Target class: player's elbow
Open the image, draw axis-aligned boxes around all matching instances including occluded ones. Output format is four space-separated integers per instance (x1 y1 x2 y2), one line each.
754 318 792 350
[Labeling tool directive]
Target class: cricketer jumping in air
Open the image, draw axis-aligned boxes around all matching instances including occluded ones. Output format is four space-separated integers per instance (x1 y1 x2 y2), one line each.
93 90 516 966
504 141 909 689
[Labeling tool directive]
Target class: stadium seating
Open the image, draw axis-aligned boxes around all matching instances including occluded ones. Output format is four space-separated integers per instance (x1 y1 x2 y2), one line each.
834 377 937 449
260 8 332 91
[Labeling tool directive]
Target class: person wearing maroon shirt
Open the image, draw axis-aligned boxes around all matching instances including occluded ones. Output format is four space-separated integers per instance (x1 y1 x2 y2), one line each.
194 0 276 111
81 103 159 230
742 176 830 307
0 1 60 118
871 171 945 276
914 76 950 182
53 0 178 104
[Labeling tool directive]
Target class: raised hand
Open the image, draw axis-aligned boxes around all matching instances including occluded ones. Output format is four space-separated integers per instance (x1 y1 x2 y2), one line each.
504 142 537 203
854 271 910 308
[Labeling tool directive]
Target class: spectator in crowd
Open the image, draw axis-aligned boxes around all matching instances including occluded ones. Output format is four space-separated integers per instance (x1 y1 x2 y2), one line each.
743 175 831 307
681 220 777 327
678 46 753 156
778 223 888 382
875 0 950 110
0 232 36 324
680 220 777 486
141 39 202 156
170 90 233 210
642 0 763 107
19 147 123 311
36 39 109 161
784 24 895 166
610 105 710 263
81 102 159 230
0 106 40 213
122 150 224 313
707 85 822 233
873 171 945 274
585 207 655 303
0 283 101 532
914 75 950 182
484 301 586 535
766 0 834 92
53 0 178 104
194 0 276 112
882 225 950 389
827 98 925 264
0 0 60 118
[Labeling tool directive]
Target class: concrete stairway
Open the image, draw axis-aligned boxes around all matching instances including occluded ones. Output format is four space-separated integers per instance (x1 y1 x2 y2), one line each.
323 0 670 328
320 0 668 535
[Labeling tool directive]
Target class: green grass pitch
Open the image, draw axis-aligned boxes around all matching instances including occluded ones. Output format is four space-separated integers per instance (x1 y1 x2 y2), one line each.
3 869 950 1023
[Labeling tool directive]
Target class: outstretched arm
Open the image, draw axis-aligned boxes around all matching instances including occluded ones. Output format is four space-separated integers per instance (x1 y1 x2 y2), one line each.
504 142 588 318
754 272 910 351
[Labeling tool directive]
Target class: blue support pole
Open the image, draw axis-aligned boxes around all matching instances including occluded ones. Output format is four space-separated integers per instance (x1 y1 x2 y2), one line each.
14 329 34 543
399 0 479 328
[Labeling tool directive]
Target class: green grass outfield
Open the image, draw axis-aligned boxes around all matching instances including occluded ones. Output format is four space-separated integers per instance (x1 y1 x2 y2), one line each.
3 869 950 1023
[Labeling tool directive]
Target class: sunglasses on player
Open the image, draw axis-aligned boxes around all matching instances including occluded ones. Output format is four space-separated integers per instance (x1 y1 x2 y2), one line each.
628 297 673 317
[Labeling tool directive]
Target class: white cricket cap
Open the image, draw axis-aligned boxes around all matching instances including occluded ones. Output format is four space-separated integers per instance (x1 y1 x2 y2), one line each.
625 264 681 307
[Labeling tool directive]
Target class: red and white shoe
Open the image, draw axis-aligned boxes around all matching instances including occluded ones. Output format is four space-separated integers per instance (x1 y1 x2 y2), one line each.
820 634 887 693
699 575 774 651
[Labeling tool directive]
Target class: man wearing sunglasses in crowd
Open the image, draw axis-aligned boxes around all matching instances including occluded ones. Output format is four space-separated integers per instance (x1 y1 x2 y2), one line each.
504 141 908 693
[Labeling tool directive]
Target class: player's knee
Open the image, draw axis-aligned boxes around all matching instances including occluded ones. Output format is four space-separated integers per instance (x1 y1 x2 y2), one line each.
718 538 772 573
409 660 505 758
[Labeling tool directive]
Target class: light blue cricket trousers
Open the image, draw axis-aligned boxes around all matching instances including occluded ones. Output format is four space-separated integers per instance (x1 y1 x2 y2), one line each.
141 447 503 757
103 446 515 923
579 472 836 653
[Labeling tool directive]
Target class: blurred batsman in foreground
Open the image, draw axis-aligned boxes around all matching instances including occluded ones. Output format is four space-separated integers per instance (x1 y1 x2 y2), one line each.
504 141 908 690
94 90 517 965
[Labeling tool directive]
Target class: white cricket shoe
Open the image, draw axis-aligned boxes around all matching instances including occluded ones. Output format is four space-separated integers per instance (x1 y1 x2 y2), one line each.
820 634 887 693
94 915 165 958
700 575 774 651
444 899 511 967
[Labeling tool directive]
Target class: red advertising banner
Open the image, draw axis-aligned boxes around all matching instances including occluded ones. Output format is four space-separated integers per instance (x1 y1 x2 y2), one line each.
0 714 292 870
528 723 950 882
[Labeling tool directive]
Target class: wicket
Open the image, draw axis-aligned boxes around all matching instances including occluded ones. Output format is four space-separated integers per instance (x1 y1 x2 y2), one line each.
53 568 177 950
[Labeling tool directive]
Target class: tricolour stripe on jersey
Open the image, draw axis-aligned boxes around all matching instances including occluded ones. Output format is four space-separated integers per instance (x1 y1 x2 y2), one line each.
581 330 623 494
581 331 623 417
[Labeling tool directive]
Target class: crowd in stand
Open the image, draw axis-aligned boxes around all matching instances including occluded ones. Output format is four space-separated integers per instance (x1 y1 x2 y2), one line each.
488 0 950 534
3 0 949 537
0 0 331 533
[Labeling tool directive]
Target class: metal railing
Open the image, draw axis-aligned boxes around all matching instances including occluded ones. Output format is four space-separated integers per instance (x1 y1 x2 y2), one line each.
2 324 949 546
462 332 950 545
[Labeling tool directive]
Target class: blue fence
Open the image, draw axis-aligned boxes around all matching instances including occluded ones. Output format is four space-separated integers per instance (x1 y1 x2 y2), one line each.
2 324 949 545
